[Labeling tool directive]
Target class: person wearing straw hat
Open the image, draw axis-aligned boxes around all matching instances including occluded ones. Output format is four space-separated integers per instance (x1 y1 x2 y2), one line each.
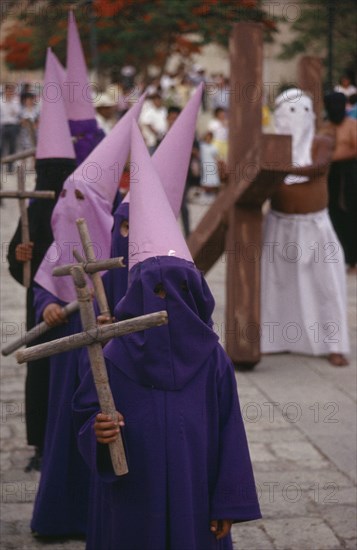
95 93 118 135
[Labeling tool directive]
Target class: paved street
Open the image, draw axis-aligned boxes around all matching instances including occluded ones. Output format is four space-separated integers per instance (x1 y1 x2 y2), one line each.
1 171 356 549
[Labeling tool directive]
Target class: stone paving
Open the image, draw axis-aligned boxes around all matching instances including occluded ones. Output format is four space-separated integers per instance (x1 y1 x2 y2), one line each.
0 171 356 549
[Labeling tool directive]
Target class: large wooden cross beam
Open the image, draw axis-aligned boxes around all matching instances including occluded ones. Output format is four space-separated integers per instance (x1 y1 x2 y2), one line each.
189 25 322 367
189 24 322 368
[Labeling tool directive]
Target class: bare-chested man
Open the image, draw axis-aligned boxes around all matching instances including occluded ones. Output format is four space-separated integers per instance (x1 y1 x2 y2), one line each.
260 88 350 367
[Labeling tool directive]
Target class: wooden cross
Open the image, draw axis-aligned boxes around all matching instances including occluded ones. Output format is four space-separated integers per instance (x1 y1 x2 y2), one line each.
16 265 168 476
0 163 55 288
189 25 322 368
75 218 112 320
72 264 127 475
188 23 292 368
1 255 124 356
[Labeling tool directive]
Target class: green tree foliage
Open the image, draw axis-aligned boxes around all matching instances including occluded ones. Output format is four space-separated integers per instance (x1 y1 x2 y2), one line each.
279 0 357 84
1 0 275 75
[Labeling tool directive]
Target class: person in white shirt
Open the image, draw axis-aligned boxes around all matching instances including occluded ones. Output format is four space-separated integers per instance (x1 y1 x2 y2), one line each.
334 74 357 98
199 131 220 203
0 83 21 171
95 93 118 135
19 92 39 150
207 107 228 162
139 93 167 153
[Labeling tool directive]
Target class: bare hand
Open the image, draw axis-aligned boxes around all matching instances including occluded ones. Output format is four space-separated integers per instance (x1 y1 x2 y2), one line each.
15 242 33 262
94 412 125 444
96 314 115 325
43 303 66 327
210 519 233 540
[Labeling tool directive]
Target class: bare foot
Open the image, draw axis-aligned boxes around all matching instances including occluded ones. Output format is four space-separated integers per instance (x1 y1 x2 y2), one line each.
328 353 349 367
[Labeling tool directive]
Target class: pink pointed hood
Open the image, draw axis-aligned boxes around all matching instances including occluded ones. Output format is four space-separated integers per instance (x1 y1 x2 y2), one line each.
123 83 203 216
65 11 96 121
34 96 146 302
129 121 193 271
36 49 75 160
153 82 203 217
51 51 66 87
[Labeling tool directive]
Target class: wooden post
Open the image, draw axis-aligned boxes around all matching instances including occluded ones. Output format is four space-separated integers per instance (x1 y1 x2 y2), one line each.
225 23 263 367
18 164 31 288
225 208 262 364
76 218 111 319
297 56 323 130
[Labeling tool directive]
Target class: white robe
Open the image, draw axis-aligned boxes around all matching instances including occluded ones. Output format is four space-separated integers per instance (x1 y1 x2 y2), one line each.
260 209 350 356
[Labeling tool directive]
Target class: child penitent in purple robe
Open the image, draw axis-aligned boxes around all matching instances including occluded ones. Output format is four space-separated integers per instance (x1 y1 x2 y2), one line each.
72 123 261 550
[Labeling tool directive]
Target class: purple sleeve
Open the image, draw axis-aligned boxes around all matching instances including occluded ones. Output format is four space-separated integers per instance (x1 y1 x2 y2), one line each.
210 362 262 523
33 283 65 323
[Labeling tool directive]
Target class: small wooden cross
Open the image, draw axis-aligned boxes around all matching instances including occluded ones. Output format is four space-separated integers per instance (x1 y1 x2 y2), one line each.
16 265 168 476
71 264 127 475
0 163 55 288
2 254 124 356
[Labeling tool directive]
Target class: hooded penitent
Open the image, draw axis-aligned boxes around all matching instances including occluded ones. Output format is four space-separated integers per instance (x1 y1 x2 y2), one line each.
7 48 76 457
274 87 315 184
101 84 204 311
73 122 261 550
9 47 76 287
128 122 193 270
65 11 105 164
153 82 203 217
34 94 146 303
101 194 130 311
50 50 66 88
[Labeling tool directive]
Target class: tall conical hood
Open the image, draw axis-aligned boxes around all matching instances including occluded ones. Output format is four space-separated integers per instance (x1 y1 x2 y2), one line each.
129 122 193 271
36 48 75 160
70 93 146 204
65 11 96 121
122 83 203 216
153 82 203 217
34 96 146 303
51 51 66 87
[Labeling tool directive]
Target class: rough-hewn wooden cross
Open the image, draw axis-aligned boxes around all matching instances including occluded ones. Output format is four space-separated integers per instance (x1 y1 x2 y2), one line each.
188 23 321 368
188 23 289 367
16 264 168 476
12 214 168 475
0 163 55 288
1 255 124 356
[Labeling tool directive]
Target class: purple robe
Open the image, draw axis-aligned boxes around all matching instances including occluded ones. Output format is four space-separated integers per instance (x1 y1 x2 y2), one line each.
7 157 76 453
101 200 129 313
30 284 90 536
73 256 261 549
69 119 105 166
